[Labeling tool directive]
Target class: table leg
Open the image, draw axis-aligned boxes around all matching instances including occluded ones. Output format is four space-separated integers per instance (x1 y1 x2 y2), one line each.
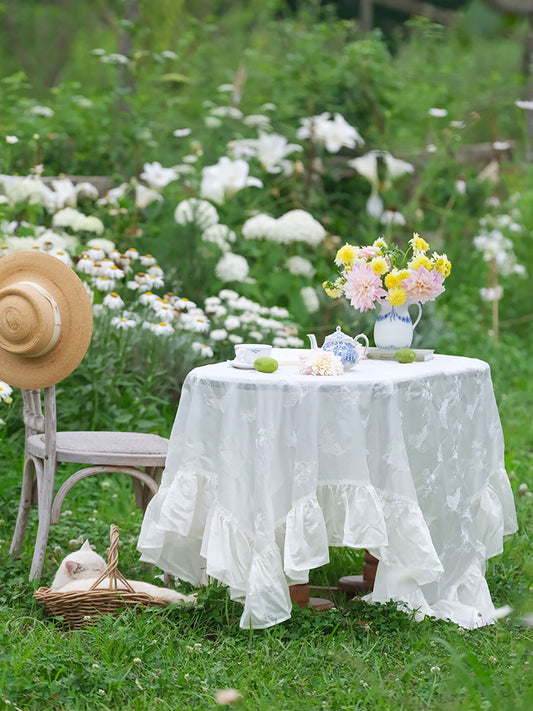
289 583 335 611
337 550 379 598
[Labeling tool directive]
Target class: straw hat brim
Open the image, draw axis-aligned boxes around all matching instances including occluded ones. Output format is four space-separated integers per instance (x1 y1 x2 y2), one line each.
0 251 93 389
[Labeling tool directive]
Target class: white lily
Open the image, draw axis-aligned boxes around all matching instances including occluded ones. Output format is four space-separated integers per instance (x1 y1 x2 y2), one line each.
252 131 302 174
140 161 178 189
200 157 262 204
348 150 414 218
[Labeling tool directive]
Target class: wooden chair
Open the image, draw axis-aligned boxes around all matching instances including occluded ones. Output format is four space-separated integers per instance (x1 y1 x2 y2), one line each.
9 386 168 580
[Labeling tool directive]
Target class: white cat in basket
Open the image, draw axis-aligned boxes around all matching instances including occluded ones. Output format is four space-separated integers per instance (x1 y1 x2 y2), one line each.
35 525 196 627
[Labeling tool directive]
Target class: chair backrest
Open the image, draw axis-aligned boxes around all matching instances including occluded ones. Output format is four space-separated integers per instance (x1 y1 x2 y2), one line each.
22 387 57 461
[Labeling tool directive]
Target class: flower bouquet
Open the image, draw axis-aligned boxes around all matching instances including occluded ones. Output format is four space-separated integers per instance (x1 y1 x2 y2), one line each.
322 234 451 350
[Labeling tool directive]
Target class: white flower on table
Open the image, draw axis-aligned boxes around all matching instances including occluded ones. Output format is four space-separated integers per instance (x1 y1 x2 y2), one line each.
300 350 343 376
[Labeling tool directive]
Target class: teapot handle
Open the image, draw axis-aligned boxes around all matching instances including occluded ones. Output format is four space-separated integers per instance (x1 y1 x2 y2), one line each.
307 333 319 350
410 301 423 330
354 333 369 353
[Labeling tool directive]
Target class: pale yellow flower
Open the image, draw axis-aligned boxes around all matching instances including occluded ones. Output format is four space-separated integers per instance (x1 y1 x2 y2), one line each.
387 287 407 306
410 254 433 271
335 243 358 267
373 237 387 252
433 253 452 278
370 256 388 275
322 279 344 298
409 233 429 253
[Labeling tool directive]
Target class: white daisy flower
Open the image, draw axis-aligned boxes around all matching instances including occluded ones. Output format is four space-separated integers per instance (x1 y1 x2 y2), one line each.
103 292 125 309
124 247 139 260
224 315 241 330
93 276 115 292
152 300 175 320
144 321 174 335
111 316 137 330
0 381 13 403
192 342 214 358
209 329 228 341
140 254 157 267
138 291 159 305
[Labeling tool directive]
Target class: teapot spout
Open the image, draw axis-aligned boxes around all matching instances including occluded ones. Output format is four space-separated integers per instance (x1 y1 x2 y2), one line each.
307 333 319 350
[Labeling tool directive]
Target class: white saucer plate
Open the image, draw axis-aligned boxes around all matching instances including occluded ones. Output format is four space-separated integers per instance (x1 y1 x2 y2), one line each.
227 359 256 370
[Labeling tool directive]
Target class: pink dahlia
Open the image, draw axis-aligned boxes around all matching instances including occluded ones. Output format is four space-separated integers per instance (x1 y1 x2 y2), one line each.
358 245 380 259
402 266 445 304
343 262 387 311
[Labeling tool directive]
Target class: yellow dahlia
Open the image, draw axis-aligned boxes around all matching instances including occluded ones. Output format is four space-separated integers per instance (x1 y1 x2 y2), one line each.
370 256 388 275
384 270 405 289
388 287 407 306
433 254 452 278
410 254 433 271
409 233 429 253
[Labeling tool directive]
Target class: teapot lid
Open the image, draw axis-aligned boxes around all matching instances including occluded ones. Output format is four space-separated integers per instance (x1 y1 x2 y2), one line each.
324 325 352 342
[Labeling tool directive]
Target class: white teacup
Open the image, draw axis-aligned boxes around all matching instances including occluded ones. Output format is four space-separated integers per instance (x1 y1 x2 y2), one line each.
234 343 272 365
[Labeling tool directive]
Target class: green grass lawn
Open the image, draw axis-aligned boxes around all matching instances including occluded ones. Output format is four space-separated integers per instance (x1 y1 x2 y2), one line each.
1 327 532 711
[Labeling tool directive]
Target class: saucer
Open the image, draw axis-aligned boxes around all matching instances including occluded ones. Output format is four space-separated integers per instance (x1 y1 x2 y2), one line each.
227 359 255 370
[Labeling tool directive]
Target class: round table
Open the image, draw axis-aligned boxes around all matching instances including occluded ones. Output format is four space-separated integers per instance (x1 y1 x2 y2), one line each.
138 354 517 629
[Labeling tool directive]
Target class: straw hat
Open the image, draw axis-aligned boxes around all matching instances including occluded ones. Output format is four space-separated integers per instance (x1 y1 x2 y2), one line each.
0 251 93 388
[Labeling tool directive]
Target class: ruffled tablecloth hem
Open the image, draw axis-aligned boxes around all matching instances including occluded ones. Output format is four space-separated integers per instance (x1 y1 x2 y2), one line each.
138 469 516 630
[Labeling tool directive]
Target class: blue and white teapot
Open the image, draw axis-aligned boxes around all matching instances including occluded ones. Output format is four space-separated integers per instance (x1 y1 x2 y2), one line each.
307 326 369 371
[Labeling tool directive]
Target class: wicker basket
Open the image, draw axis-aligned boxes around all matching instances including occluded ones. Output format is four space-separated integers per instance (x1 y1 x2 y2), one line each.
34 524 168 629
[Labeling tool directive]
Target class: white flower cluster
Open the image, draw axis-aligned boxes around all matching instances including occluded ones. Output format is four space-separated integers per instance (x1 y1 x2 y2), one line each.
473 208 526 303
215 252 249 282
0 174 99 213
204 290 303 349
174 198 249 278
473 214 526 278
0 230 302 356
0 219 79 260
242 209 326 246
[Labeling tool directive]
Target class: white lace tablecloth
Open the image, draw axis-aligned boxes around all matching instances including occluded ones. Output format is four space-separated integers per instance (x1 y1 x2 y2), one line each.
138 355 517 629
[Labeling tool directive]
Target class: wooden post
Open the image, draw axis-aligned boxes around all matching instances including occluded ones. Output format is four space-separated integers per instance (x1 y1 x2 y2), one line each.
360 0 374 31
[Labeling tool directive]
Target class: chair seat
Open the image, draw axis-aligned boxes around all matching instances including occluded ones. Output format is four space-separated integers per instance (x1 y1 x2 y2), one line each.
27 431 169 466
